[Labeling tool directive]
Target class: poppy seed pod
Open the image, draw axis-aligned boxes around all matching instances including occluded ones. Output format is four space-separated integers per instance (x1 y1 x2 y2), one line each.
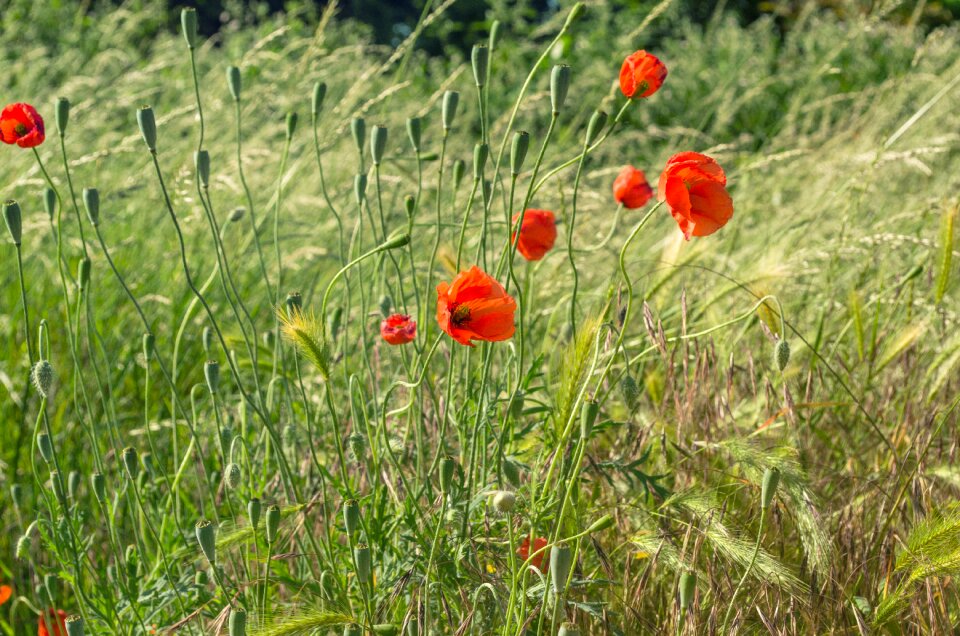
550 65 571 115
91 472 106 504
82 188 100 226
224 463 241 490
775 338 790 372
371 125 388 165
380 233 411 250
33 360 54 398
44 188 57 221
343 499 361 536
585 110 607 146
77 257 91 292
492 490 516 513
441 91 459 131
351 117 366 156
580 398 599 439
228 607 246 636
510 131 529 176
452 159 466 189
265 504 281 544
143 333 155 361
761 467 780 509
406 117 421 151
137 106 157 152
471 45 489 87
194 151 210 188
679 570 696 610
354 173 367 205
204 360 220 394
312 82 326 120
64 615 84 636
3 200 22 245
181 8 198 48
353 543 371 583
473 143 488 181
195 519 217 564
121 447 138 479
55 97 70 136
558 623 581 636
550 543 572 592
247 497 261 528
37 433 54 465
439 455 456 495
227 66 241 101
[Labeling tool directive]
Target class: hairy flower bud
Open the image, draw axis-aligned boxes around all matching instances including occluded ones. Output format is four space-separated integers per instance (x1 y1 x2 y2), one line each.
452 159 466 190
492 490 516 513
3 200 22 245
37 433 54 464
224 463 241 490
775 338 790 372
91 472 106 504
761 467 780 509
195 150 210 188
82 188 100 226
121 447 138 480
247 497 261 528
351 117 366 157
286 112 298 140
585 110 608 146
581 398 599 439
343 499 361 536
473 143 488 181
33 360 54 398
44 188 57 221
137 106 157 152
439 455 456 495
65 615 84 636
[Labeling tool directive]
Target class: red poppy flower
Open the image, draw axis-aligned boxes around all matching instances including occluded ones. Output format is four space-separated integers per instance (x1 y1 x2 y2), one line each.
0 584 11 605
612 165 654 209
511 209 556 261
0 103 45 148
436 266 516 347
518 536 550 571
657 152 733 240
38 609 67 636
619 51 667 99
380 314 417 345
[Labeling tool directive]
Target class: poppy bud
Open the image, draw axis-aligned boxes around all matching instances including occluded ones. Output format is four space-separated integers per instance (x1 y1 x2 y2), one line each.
283 113 297 142
489 20 501 50
64 615 84 636
370 125 389 166
68 470 81 500
285 291 302 317
563 2 586 29
77 257 91 292
473 143 488 181
452 159 466 189
121 447 138 479
226 66 242 101
195 519 217 564
91 472 106 504
181 8 198 48
329 306 343 340
586 513 615 534
194 151 210 188
351 117 366 156
761 467 780 509
354 543 371 583
508 390 525 418
38 432 54 465
229 207 245 223
550 65 571 115
585 110 607 146
44 188 57 221
482 179 493 206
224 463 241 490
679 570 696 610
137 106 157 152
378 295 392 317
33 360 54 398
620 374 640 412
492 490 516 513
558 623 581 636
204 360 220 394
550 542 572 592
247 497 261 528
229 607 246 636
344 625 362 636
3 200 22 245
312 82 327 120
265 504 281 544
347 432 367 463
354 173 367 205
406 117 421 152
55 97 70 136
404 195 415 219
343 499 361 536
471 45 489 87
441 91 459 131
580 398 599 439
439 455 456 495
379 233 411 251
50 470 65 503
510 131 529 176
82 188 100 226
502 458 521 487
775 338 790 372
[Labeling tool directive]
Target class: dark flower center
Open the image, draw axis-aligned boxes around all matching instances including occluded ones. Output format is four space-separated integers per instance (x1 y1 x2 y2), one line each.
451 303 470 326
14 123 27 136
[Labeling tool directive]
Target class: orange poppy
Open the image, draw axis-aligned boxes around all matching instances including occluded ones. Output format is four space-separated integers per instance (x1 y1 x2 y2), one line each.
511 209 556 261
0 584 11 605
657 151 733 240
619 51 667 99
518 536 550 571
612 165 653 209
38 609 67 636
380 314 417 345
0 103 45 148
436 266 516 347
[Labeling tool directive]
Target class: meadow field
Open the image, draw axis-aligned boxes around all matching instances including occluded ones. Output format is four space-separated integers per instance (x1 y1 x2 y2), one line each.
2 0 960 633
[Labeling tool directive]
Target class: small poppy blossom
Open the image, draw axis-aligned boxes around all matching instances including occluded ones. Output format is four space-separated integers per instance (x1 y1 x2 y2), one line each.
0 584 10 605
511 209 556 261
657 151 733 240
436 266 516 347
380 314 417 345
612 165 654 209
38 609 67 636
619 50 667 99
0 103 45 148
518 536 550 571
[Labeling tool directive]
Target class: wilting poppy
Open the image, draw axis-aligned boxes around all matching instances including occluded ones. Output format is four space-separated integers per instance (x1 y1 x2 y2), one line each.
619 51 667 99
511 209 556 261
380 314 417 345
436 266 516 347
0 103 45 148
657 151 733 240
612 166 654 209
518 536 550 571
0 584 10 605
38 609 67 636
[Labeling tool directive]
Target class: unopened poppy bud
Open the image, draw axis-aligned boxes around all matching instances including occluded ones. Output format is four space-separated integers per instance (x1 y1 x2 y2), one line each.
343 499 361 536
285 112 298 140
508 390 525 418
510 131 529 175
580 398 599 439
371 125 388 165
351 117 366 156
378 295 393 317
550 65 571 114
64 615 84 636
68 470 81 500
229 607 246 636
473 143 488 180
441 91 459 131
194 151 210 188
195 519 217 564
344 624 362 636
585 109 607 146
563 2 586 29
312 82 326 120
33 360 54 398
404 195 415 219
204 360 220 394
91 472 106 504
347 432 367 463
492 490 516 513
558 623 581 636
329 306 343 340
775 338 790 372
181 8 198 48
77 257 91 292
406 117 421 151
265 504 281 544
761 467 780 509
54 96 70 136
121 447 138 479
354 173 367 205
620 375 640 412
247 497 261 528
3 200 22 245
550 543 572 592
354 543 371 582
585 513 615 534
44 188 56 221
82 188 100 226
452 159 466 189
224 463 241 489
679 570 696 610
439 455 456 495
202 326 213 353
482 179 492 206
38 432 54 464
229 207 245 223
472 45 489 86
379 233 410 251
50 470 65 503
227 66 242 101
502 458 521 487
137 106 157 151
285 291 302 317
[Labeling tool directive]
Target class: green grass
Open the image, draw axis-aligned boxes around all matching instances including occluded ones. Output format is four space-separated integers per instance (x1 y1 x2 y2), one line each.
3 0 960 633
